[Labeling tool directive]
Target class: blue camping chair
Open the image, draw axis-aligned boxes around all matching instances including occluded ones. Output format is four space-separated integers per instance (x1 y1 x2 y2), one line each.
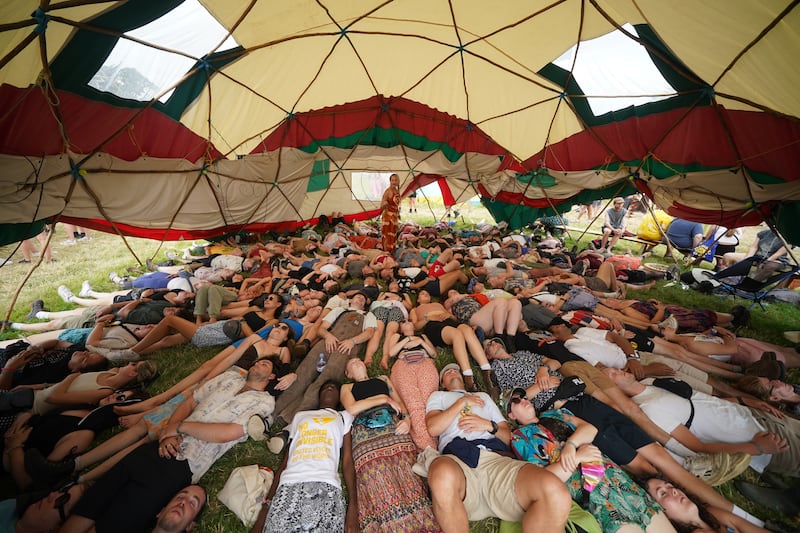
712 256 800 309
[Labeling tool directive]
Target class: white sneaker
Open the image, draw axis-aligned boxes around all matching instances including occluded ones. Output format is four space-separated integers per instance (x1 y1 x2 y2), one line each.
411 446 440 478
267 434 286 454
57 285 75 303
79 280 93 298
246 415 268 441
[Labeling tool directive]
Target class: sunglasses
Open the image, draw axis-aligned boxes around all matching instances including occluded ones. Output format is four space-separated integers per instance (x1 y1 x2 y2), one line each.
275 323 290 331
506 393 526 412
266 295 279 301
55 483 76 523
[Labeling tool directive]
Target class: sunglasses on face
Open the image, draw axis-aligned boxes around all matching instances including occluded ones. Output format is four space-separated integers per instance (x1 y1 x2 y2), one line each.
55 483 76 523
275 323 290 331
266 295 279 301
507 393 527 411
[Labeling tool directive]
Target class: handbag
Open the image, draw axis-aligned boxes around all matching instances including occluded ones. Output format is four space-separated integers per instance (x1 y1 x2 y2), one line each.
400 348 427 364
358 406 394 429
217 464 274 527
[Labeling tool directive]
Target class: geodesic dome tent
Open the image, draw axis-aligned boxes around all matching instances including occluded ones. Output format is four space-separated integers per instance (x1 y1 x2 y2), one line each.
2 0 800 246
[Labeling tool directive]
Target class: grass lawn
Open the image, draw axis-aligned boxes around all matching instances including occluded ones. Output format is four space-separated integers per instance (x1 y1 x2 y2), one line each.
1 211 798 532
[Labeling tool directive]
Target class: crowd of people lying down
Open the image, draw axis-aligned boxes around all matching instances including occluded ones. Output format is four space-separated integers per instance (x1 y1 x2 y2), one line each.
1 214 798 533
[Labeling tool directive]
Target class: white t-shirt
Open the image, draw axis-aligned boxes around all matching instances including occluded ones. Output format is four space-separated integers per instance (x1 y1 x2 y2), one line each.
279 408 354 488
425 390 506 452
631 381 771 472
564 327 627 368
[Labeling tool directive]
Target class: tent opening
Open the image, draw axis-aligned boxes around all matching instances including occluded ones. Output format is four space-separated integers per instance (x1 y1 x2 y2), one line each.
88 0 238 103
552 24 675 116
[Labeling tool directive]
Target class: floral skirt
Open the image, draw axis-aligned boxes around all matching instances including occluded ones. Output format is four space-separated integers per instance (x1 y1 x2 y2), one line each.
352 409 440 532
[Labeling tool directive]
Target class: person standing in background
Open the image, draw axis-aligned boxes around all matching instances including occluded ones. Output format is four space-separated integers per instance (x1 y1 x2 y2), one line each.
380 173 401 253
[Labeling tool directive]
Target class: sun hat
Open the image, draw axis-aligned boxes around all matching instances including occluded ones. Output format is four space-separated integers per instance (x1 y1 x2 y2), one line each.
438 363 461 385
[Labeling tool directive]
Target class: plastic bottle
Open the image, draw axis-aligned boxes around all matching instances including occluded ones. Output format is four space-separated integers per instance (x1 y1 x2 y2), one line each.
316 353 327 373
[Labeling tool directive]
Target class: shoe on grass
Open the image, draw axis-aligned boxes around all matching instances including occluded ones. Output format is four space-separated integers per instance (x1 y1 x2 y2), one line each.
246 415 269 441
267 431 289 454
78 280 93 298
25 300 46 320
57 285 76 303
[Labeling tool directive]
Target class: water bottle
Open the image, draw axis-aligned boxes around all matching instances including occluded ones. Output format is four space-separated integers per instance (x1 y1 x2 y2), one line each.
316 353 327 373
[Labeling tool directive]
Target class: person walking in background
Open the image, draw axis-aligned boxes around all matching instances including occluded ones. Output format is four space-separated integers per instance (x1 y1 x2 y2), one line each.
380 173 401 253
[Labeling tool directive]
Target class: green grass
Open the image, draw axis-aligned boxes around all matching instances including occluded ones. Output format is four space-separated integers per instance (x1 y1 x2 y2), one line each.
1 220 799 532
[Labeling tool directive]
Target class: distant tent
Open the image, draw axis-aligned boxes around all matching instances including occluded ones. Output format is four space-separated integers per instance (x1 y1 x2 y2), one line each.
2 1 799 245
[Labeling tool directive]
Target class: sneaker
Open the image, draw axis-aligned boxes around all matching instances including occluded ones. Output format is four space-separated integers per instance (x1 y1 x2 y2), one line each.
683 451 750 486
267 431 289 454
25 300 45 320
61 240 76 246
78 281 93 298
24 448 76 486
665 265 680 281
412 446 441 478
246 415 269 441
109 271 119 282
166 251 179 261
57 285 76 303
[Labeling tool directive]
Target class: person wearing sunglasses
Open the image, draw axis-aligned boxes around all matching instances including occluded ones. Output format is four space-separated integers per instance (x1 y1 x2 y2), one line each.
0 481 85 532
422 364 571 533
503 388 674 533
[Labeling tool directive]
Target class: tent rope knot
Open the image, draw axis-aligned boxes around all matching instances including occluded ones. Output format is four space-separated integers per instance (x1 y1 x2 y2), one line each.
465 123 474 131
380 103 389 112
197 58 212 71
32 8 50 35
286 111 295 120
700 85 715 101
70 165 86 181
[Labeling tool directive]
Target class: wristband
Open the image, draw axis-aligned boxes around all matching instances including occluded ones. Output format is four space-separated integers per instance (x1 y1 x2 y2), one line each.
750 440 766 454
564 440 578 449
0 367 13 372
627 351 640 360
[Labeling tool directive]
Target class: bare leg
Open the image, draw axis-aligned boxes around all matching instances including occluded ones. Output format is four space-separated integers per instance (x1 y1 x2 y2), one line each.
458 324 490 366
130 315 197 353
364 321 385 365
78 436 150 484
428 457 469 533
515 464 572 532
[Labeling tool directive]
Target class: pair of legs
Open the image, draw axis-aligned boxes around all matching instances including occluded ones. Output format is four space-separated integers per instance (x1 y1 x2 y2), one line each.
127 315 200 355
469 298 523 337
601 226 624 252
427 455 570 533
20 230 52 263
364 319 400 367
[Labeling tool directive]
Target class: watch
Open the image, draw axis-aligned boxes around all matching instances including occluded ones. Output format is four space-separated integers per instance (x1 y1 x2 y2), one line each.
489 420 499 435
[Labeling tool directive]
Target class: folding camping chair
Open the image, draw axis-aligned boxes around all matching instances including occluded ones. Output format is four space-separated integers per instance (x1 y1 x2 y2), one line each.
710 256 800 309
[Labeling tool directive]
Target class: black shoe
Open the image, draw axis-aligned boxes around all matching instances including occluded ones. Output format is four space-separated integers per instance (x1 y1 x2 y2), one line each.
25 300 46 320
734 480 800 516
665 265 680 281
24 448 75 486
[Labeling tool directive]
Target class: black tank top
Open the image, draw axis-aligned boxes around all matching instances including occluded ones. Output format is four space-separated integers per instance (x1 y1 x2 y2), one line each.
243 311 267 332
351 378 389 400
